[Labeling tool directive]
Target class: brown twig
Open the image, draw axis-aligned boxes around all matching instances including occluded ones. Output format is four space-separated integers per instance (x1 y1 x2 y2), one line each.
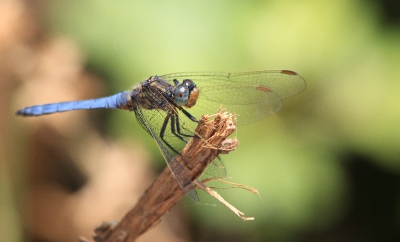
92 110 239 242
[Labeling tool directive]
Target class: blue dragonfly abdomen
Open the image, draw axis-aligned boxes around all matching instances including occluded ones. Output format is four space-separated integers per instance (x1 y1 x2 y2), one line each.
16 91 132 116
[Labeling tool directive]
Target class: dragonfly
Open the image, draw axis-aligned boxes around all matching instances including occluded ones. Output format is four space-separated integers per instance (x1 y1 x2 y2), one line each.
16 70 305 201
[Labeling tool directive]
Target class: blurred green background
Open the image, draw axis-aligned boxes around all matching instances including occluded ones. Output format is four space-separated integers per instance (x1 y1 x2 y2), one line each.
2 0 400 241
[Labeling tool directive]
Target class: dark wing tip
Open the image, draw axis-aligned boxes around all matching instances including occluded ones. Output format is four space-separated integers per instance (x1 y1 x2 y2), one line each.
281 70 298 76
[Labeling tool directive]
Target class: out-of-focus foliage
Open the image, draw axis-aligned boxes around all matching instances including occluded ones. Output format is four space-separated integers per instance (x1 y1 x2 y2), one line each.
3 0 400 241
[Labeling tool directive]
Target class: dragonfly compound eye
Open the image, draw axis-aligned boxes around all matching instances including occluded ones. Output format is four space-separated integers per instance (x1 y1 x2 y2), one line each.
182 79 196 90
173 84 190 106
182 79 199 108
185 87 199 108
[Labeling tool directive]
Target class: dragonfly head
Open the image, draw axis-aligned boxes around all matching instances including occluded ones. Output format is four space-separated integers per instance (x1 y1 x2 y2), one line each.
173 79 199 108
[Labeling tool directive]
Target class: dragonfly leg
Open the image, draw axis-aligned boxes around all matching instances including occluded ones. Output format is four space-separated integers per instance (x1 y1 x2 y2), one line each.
170 114 194 169
160 113 183 156
170 114 190 142
178 106 198 123
177 107 200 139
172 114 194 138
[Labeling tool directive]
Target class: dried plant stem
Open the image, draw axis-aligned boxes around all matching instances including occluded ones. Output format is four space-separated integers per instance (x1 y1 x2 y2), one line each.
91 110 239 242
194 180 254 221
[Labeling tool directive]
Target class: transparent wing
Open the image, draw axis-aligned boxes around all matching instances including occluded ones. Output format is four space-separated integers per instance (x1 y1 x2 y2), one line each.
160 70 305 125
204 157 227 179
